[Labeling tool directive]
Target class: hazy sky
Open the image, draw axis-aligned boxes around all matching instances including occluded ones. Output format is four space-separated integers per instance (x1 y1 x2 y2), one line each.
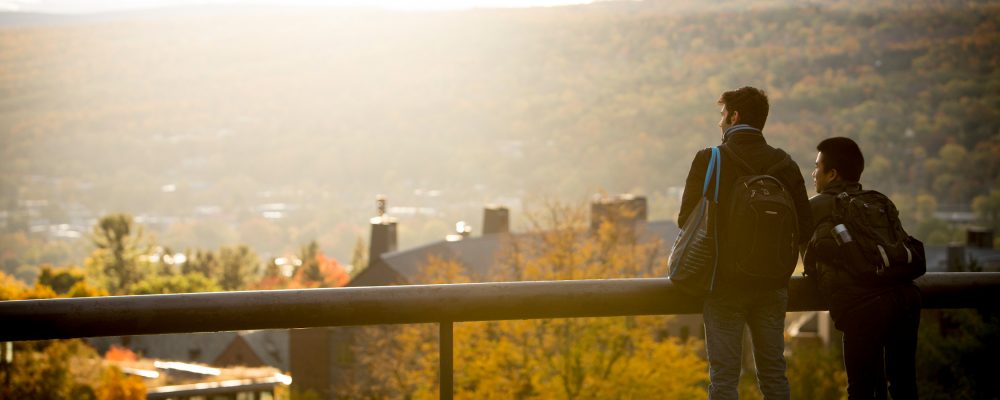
0 0 596 13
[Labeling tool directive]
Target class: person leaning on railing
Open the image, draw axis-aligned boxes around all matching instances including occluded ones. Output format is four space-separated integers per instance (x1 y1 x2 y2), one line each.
804 137 921 399
678 86 812 400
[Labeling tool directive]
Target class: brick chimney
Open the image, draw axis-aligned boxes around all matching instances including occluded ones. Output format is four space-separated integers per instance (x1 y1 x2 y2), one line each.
967 227 994 249
290 328 332 398
947 244 966 272
590 194 648 233
368 195 398 263
482 205 510 235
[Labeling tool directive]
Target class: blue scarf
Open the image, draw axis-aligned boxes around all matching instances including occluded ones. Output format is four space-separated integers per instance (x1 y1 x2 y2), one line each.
723 124 761 142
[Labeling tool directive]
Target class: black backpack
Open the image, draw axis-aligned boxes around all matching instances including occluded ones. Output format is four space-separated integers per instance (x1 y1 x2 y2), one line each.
829 189 926 285
720 146 800 286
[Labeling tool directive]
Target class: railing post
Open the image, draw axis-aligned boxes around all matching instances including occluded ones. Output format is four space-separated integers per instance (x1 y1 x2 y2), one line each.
440 321 453 400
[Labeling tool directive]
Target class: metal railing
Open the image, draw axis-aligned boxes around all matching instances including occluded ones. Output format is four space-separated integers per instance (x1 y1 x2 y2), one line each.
3 272 1000 399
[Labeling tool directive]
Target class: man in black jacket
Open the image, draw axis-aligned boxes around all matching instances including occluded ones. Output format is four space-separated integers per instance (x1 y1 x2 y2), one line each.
678 86 812 400
804 137 921 399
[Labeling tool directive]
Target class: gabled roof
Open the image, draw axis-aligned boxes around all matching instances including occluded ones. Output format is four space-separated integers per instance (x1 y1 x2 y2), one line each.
241 330 290 371
380 232 512 281
87 330 289 372
88 332 236 365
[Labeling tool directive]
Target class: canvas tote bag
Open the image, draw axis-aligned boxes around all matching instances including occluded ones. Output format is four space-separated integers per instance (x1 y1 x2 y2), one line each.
668 146 721 295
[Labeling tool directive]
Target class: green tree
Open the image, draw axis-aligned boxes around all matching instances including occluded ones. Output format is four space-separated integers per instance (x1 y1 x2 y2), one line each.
36 266 86 295
972 188 1000 231
350 236 367 276
917 309 1000 399
785 344 847 400
182 249 220 278
263 257 282 278
87 214 149 295
298 241 322 283
218 245 259 291
128 273 221 294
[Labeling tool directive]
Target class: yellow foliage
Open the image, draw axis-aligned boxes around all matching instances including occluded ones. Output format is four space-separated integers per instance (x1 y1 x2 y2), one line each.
0 269 106 300
0 271 26 300
342 203 707 399
786 344 848 400
0 339 103 400
67 280 110 297
95 367 146 400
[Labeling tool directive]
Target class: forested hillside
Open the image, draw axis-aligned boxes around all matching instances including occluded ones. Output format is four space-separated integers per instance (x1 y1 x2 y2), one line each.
1 0 998 272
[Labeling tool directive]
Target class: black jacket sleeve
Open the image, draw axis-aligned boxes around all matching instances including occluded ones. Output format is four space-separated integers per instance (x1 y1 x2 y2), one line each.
804 195 839 277
677 148 711 228
784 160 814 246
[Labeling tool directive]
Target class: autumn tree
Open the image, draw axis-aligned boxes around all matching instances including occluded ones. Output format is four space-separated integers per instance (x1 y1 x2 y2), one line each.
95 367 146 400
0 275 133 400
286 241 349 288
343 202 708 399
0 338 146 400
0 340 97 400
0 270 57 300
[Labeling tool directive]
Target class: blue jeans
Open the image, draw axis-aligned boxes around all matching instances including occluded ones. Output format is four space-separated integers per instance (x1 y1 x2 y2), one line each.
703 287 790 400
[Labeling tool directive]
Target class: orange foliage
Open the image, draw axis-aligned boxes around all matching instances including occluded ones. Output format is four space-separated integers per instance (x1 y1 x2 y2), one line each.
252 252 349 290
104 345 137 362
289 252 350 288
316 253 350 288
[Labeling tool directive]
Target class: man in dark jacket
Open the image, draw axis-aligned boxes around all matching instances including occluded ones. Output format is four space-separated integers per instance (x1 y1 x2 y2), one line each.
678 86 812 400
804 137 921 399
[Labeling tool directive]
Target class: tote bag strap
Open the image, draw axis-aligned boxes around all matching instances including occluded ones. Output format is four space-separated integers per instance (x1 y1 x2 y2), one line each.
701 147 722 203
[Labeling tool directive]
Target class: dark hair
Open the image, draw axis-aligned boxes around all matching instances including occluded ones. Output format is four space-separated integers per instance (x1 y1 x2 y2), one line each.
817 137 864 182
718 86 769 130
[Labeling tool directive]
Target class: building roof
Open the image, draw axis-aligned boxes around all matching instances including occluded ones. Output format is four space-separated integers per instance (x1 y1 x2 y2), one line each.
925 245 1000 272
379 232 511 280
87 329 289 372
359 219 679 285
241 330 289 371
107 358 290 400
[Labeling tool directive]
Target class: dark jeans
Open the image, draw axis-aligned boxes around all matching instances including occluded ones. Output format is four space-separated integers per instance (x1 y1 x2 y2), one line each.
838 284 921 400
703 287 790 400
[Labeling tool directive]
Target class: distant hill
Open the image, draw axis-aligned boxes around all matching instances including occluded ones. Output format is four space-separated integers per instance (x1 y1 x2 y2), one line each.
1 0 997 261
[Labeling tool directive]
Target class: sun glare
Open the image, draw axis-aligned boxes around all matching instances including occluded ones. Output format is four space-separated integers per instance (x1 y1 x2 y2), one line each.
0 0 595 13
323 0 594 11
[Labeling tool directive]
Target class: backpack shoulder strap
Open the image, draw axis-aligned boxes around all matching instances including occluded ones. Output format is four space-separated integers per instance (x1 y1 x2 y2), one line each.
702 147 722 201
820 189 850 222
826 189 878 222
